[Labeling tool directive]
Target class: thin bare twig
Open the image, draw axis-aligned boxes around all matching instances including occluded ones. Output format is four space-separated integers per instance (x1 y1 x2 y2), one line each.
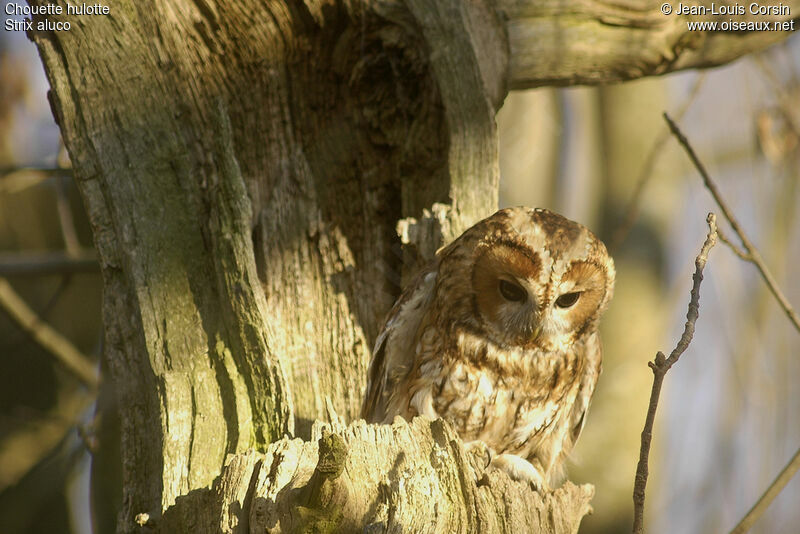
611 74 706 251
632 213 717 534
715 226 751 261
0 277 98 390
666 113 800 533
729 446 800 534
664 113 800 335
0 388 95 491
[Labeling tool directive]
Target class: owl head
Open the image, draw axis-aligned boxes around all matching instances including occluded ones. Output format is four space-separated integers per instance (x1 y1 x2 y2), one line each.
437 207 615 351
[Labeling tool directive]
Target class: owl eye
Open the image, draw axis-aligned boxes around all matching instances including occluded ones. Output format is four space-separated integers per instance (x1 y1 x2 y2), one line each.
555 292 580 308
498 280 526 302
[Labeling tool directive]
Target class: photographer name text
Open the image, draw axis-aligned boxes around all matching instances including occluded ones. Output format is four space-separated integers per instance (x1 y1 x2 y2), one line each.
675 2 789 15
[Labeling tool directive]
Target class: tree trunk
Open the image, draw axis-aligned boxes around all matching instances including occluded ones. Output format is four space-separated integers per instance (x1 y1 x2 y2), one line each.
27 0 797 531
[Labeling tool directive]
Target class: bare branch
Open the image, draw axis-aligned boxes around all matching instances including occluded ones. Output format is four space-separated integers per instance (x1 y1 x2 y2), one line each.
0 250 99 276
664 112 800 534
729 446 800 534
632 213 717 534
0 388 94 491
0 166 70 177
664 112 800 334
0 277 98 390
716 226 751 261
503 0 800 89
0 167 71 194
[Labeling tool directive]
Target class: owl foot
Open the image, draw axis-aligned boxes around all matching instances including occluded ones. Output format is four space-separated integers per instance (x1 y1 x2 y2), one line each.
489 454 549 492
464 440 495 486
464 440 494 468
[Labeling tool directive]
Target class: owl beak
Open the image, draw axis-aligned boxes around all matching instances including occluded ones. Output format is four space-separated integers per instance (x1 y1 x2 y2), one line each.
530 323 543 343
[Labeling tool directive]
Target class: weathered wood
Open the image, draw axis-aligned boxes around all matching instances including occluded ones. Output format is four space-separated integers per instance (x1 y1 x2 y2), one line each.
158 417 594 533
30 2 299 527
26 0 795 531
29 0 508 528
502 0 800 88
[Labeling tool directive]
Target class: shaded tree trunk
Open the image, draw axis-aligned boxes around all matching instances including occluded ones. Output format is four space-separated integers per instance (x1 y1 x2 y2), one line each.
27 0 797 531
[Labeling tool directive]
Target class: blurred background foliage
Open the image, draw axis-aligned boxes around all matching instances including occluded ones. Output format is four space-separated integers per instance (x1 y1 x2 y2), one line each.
497 40 800 534
1 13 798 534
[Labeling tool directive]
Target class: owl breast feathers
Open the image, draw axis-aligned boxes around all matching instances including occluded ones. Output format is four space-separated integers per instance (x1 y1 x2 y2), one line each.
361 207 615 489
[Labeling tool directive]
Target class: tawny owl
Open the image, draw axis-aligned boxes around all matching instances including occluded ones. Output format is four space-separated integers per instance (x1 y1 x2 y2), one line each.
361 207 615 489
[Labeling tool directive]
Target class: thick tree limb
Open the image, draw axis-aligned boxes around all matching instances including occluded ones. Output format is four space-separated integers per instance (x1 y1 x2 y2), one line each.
502 0 800 88
157 417 594 533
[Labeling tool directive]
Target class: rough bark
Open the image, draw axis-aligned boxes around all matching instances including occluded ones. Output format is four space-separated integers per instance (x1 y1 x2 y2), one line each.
26 0 797 532
157 416 594 534
502 0 800 88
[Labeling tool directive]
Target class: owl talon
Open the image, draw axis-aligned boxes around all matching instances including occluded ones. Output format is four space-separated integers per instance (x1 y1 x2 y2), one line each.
489 454 549 492
464 440 494 469
464 440 495 485
360 207 613 498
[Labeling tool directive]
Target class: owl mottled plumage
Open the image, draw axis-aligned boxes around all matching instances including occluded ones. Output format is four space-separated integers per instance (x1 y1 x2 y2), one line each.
361 207 615 489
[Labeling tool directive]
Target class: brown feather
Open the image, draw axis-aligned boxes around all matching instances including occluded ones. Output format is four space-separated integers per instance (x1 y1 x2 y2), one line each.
361 207 614 489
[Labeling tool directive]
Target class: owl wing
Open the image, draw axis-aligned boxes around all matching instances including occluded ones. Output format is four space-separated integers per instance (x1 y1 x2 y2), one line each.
568 333 603 447
361 264 437 423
